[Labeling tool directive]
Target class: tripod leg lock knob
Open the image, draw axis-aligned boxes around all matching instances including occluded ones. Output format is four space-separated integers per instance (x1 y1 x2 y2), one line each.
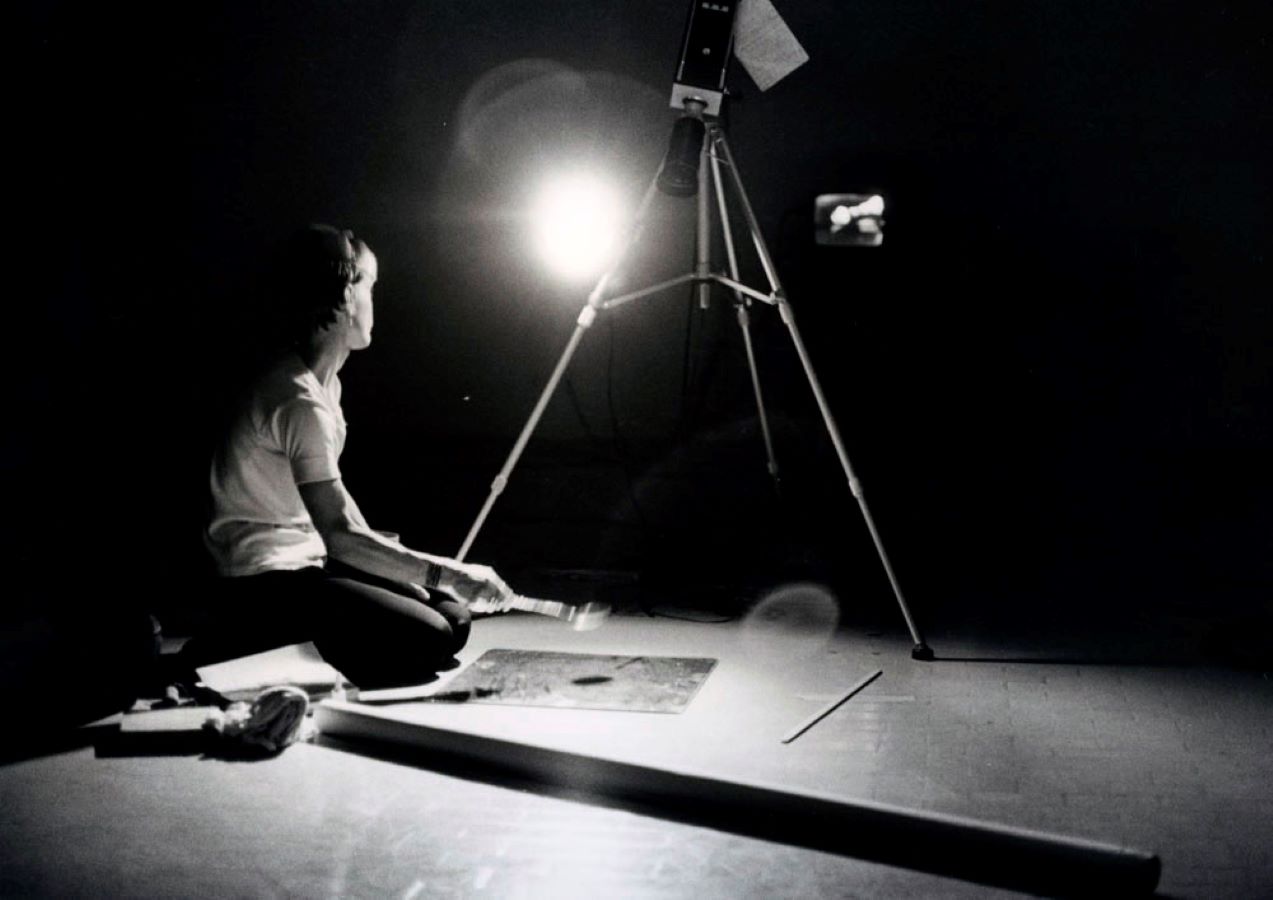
577 306 598 329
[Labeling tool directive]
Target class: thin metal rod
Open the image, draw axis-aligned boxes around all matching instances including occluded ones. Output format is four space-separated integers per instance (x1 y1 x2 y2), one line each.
737 306 780 484
710 141 780 487
705 274 776 305
601 272 773 312
600 273 700 311
781 669 882 744
709 142 746 305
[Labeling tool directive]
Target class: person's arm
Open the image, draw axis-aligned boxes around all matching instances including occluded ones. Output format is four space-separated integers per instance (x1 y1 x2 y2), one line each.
297 478 511 607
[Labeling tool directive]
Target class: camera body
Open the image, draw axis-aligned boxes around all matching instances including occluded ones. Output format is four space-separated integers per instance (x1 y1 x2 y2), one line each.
669 0 740 115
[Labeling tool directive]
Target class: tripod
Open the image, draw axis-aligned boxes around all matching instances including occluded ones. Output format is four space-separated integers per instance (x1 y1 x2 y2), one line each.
457 114 933 660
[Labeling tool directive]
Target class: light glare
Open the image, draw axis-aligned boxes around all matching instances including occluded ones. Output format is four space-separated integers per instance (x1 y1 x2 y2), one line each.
532 174 624 281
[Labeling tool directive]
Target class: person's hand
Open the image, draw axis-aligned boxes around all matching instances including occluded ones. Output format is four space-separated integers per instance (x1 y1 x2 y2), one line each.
444 562 514 613
402 582 432 603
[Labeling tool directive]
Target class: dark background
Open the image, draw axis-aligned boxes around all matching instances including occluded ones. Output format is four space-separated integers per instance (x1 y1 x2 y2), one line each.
13 2 1271 648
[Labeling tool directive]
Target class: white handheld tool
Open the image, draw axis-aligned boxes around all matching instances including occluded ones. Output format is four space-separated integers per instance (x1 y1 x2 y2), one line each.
506 596 611 631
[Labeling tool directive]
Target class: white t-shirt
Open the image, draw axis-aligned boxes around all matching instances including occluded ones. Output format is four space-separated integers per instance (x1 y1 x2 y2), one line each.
206 353 347 576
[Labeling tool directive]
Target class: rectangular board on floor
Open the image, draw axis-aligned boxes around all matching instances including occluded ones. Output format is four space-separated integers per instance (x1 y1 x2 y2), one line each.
422 649 716 713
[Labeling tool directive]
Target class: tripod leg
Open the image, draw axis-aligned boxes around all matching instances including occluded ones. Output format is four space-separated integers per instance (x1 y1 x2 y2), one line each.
777 298 932 659
737 306 781 488
695 139 712 310
456 317 593 561
712 130 932 659
457 175 663 561
708 140 781 490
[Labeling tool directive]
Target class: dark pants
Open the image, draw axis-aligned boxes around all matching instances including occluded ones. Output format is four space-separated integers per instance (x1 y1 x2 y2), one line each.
177 561 470 689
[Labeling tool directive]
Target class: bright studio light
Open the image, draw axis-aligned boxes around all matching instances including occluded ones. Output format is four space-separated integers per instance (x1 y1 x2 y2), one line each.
531 174 624 281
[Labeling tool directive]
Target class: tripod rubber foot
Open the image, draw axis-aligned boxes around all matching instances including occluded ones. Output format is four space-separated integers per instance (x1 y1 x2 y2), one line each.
911 643 935 661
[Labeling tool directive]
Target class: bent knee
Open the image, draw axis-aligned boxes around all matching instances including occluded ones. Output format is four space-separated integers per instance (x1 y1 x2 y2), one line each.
446 616 471 655
434 601 471 652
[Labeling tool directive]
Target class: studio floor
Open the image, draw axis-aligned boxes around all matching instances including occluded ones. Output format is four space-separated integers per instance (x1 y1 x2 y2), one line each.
2 590 1270 899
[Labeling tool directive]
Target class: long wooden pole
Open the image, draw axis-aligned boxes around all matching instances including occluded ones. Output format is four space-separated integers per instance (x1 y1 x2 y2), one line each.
316 701 1160 896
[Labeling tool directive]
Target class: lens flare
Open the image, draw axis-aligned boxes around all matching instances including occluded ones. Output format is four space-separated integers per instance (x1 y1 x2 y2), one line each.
740 583 841 662
531 173 624 281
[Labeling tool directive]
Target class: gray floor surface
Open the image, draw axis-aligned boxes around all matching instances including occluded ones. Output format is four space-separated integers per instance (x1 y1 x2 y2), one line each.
2 598 1270 898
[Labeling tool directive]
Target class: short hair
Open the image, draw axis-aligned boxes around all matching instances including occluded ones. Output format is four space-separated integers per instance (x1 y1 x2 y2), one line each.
271 224 374 343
